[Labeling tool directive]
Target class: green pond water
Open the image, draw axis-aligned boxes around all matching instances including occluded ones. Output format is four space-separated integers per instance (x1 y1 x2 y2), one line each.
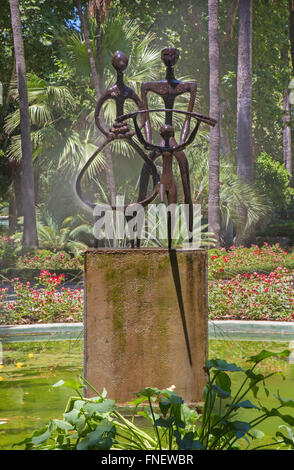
0 336 294 450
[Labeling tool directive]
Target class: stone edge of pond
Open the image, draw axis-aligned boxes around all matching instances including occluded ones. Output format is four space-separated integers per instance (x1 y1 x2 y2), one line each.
0 322 84 343
209 320 294 342
1 320 294 343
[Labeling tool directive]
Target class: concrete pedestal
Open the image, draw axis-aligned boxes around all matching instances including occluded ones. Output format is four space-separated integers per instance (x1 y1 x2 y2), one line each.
84 248 208 405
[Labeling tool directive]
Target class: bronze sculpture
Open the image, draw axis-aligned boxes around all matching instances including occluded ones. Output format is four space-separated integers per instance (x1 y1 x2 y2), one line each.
76 47 216 246
76 50 160 212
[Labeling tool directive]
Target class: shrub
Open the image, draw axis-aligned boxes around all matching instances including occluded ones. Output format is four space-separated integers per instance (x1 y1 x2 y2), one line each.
254 152 294 213
0 236 18 270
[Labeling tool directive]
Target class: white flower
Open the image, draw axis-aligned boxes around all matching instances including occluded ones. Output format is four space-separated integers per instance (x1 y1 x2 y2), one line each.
167 385 176 391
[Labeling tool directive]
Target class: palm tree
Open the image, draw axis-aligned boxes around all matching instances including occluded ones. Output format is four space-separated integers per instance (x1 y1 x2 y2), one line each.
9 0 38 249
236 0 254 246
87 0 116 206
182 144 270 244
4 73 106 175
76 0 100 99
208 0 221 247
88 0 111 92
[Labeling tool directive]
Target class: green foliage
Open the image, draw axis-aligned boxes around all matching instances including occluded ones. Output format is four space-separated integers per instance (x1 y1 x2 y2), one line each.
254 153 294 213
13 212 91 256
261 219 294 243
17 349 294 450
185 148 270 233
2 0 294 243
0 236 18 270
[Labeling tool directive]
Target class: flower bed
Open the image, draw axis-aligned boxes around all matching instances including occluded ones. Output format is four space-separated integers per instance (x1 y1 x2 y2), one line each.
17 250 83 271
209 266 294 321
0 270 83 325
209 243 294 279
1 243 293 325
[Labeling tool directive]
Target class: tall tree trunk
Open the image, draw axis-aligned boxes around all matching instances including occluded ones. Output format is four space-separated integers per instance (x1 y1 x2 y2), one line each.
208 0 221 247
95 11 104 93
221 0 239 45
235 0 254 246
219 0 239 158
95 10 116 207
9 159 22 216
9 0 38 249
77 1 116 206
283 88 292 173
76 0 100 98
287 0 294 177
289 0 294 71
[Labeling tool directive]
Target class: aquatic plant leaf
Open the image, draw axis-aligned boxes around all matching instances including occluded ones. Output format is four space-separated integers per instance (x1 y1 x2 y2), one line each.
212 384 231 399
63 408 86 433
276 431 294 448
169 394 184 405
83 399 116 416
216 371 231 393
154 417 174 428
247 350 290 364
159 399 171 417
275 393 294 409
221 420 251 439
53 419 74 431
76 419 115 450
227 400 260 410
31 426 52 445
174 430 204 450
206 359 243 372
261 407 294 426
52 379 83 391
135 387 161 398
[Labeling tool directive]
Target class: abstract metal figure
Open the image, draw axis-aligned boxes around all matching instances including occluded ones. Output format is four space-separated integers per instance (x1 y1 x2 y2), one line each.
76 47 216 243
137 47 199 243
117 108 216 247
76 51 160 213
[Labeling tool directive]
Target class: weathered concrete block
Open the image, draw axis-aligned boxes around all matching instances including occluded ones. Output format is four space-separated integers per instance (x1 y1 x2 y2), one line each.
84 248 208 405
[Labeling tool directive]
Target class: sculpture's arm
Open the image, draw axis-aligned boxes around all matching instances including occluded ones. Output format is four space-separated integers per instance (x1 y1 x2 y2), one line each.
117 109 217 152
180 82 197 144
128 90 147 130
140 82 162 143
94 92 115 137
132 114 157 151
174 120 201 152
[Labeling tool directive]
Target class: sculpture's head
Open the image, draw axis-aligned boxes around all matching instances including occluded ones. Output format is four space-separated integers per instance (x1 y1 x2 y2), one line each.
161 47 179 67
160 124 174 143
112 51 129 72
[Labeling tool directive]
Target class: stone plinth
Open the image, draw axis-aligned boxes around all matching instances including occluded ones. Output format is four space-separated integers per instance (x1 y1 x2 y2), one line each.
84 248 208 405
